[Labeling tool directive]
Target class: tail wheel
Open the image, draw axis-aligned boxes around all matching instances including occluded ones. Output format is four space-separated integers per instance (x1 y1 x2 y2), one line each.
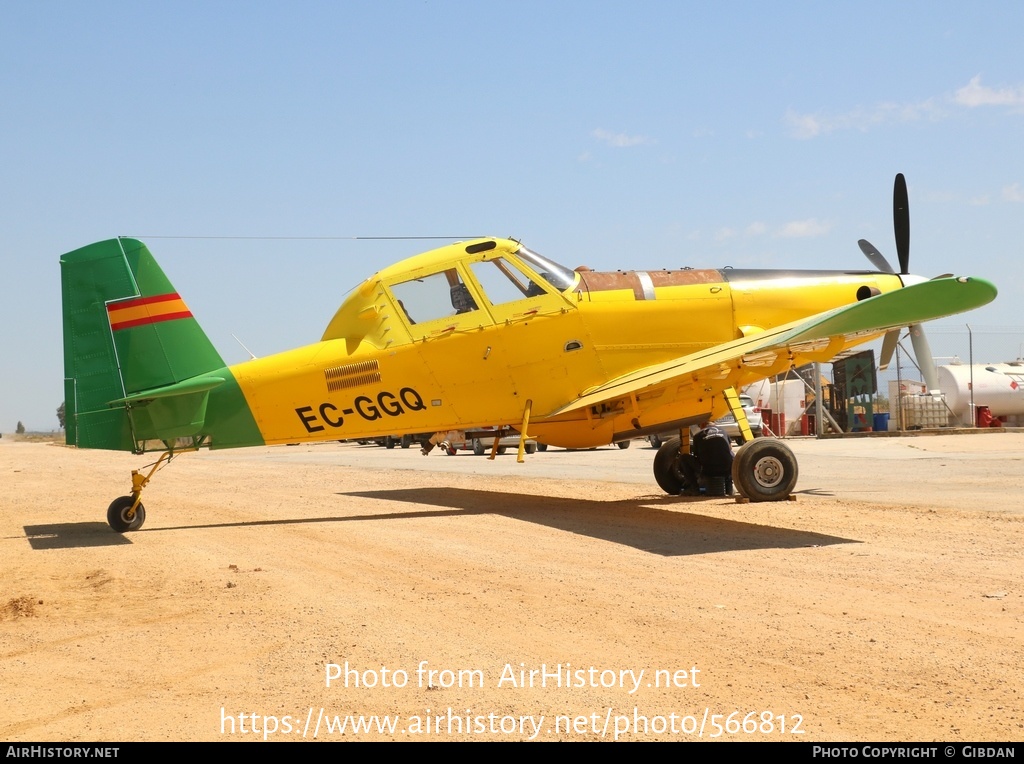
653 437 688 495
732 439 798 501
107 496 146 533
617 440 631 449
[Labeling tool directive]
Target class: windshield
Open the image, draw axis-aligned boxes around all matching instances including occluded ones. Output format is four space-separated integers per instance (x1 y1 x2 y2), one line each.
514 246 577 291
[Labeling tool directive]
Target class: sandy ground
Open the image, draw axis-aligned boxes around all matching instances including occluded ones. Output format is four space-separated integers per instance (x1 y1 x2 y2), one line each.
1 433 1022 742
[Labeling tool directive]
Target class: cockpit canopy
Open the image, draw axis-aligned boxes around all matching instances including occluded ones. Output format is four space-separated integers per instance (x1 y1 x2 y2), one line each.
389 245 575 325
321 239 578 345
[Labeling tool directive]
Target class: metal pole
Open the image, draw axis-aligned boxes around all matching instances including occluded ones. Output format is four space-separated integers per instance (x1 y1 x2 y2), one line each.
967 323 975 428
895 340 903 431
814 362 823 437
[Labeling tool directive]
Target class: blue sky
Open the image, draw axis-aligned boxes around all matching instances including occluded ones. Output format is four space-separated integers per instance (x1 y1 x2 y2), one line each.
3 1 1023 429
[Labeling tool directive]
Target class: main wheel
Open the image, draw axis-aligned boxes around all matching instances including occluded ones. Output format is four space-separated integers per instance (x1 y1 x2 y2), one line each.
400 434 412 449
524 442 537 455
653 437 689 495
537 443 548 452
384 436 396 449
107 495 146 533
617 440 631 449
732 439 798 501
472 439 486 456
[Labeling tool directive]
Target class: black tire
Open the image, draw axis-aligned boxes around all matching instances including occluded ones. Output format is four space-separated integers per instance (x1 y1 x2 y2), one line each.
497 446 507 455
653 437 689 495
524 442 536 455
472 439 486 456
107 495 146 533
537 443 548 452
649 434 662 449
384 436 396 449
617 440 631 449
731 439 798 501
400 434 412 449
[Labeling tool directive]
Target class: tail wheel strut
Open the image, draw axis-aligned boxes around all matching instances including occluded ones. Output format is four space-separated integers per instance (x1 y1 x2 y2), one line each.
105 449 182 533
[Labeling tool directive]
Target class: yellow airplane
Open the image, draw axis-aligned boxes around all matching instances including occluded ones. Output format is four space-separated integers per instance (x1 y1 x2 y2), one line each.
61 175 996 532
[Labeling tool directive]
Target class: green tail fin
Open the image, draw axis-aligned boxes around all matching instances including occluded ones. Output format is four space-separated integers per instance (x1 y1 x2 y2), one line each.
61 238 226 451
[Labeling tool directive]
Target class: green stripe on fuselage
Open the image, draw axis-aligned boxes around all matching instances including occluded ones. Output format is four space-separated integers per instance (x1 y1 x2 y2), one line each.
201 367 265 449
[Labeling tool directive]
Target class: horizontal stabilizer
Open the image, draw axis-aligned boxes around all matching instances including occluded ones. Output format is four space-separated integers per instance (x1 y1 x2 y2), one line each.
110 375 225 405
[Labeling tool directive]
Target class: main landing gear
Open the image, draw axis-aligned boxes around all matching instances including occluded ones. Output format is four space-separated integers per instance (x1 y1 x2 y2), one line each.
651 386 799 501
730 439 798 501
653 436 798 501
653 437 690 495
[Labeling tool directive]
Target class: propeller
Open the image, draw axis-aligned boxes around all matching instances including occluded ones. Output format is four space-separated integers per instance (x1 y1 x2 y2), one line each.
859 173 940 393
893 172 910 275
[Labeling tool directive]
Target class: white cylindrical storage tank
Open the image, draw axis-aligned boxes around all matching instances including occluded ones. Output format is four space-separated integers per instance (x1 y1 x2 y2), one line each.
937 364 1024 417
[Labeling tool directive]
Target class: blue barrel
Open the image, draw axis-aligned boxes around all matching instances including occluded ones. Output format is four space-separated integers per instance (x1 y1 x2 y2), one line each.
873 413 890 432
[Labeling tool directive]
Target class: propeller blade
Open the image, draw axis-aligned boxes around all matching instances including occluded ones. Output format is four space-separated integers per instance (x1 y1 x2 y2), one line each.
893 173 910 274
909 323 940 393
858 239 896 274
878 329 900 370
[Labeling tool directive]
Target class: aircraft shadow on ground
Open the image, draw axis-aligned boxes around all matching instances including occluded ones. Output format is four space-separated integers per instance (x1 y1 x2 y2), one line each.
339 487 858 557
22 523 134 550
20 490 855 555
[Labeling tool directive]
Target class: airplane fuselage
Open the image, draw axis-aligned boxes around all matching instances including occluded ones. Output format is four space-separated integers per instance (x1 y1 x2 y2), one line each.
212 239 904 450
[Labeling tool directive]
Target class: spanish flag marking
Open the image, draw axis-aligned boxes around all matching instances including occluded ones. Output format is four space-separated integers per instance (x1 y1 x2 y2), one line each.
107 293 193 331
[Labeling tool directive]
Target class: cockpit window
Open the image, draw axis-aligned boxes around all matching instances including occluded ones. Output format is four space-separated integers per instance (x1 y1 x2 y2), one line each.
514 246 577 291
470 258 546 306
389 269 478 325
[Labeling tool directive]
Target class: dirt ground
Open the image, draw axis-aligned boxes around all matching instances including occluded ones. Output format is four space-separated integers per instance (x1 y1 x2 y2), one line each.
1 434 1021 741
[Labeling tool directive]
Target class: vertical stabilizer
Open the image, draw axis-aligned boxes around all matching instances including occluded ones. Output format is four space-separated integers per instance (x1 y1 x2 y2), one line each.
61 238 225 451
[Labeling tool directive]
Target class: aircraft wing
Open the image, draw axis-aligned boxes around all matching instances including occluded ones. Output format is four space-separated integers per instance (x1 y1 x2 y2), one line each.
549 275 996 416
